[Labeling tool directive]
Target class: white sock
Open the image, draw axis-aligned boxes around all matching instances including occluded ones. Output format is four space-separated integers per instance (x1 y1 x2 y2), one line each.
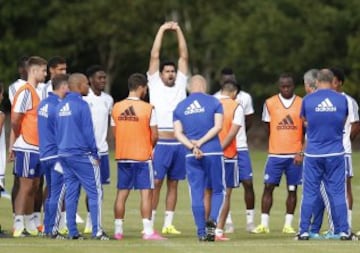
284 214 293 227
348 209 352 229
215 228 223 236
114 219 124 235
24 214 37 231
142 218 153 236
246 209 255 224
85 212 92 229
14 215 24 231
33 212 42 227
58 212 67 230
163 210 174 228
261 213 269 228
225 212 233 224
151 210 156 227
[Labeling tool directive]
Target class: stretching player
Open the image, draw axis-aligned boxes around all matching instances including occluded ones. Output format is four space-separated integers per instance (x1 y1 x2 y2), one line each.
148 21 189 234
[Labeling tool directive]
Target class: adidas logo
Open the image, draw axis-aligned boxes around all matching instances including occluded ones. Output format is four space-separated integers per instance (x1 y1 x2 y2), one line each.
38 104 48 118
118 105 139 121
59 103 72 116
315 98 337 112
277 114 297 130
184 100 205 115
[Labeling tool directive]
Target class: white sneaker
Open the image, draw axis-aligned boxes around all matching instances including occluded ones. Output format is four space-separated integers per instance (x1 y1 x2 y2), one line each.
76 213 84 224
224 223 235 233
246 222 255 232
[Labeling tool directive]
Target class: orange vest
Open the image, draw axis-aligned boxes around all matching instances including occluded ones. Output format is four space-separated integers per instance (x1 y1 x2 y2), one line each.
218 98 238 158
112 99 154 161
12 83 40 146
265 95 303 154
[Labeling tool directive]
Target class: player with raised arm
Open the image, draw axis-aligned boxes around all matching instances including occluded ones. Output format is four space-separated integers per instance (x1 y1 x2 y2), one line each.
148 21 189 234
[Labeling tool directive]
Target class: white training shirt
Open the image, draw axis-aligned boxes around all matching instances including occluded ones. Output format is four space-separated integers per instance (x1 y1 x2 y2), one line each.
40 80 54 100
83 89 114 154
343 93 359 154
147 71 187 132
8 79 26 105
110 97 157 127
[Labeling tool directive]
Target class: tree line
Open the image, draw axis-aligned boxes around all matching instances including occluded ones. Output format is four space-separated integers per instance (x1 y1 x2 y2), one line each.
1 0 360 113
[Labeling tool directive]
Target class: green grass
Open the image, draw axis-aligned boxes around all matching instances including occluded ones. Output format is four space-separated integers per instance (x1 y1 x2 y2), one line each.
1 150 360 252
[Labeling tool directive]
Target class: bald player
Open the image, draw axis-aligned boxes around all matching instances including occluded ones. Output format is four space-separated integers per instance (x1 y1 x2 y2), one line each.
173 75 225 241
56 73 108 240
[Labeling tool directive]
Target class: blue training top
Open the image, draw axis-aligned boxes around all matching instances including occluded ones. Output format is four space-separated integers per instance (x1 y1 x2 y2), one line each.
56 92 98 159
301 89 348 156
37 92 61 160
173 92 223 153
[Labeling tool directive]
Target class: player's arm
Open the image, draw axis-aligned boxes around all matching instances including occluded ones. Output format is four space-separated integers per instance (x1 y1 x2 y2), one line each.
150 125 158 147
11 112 23 140
174 120 193 150
81 103 99 160
350 121 360 141
196 113 223 148
221 124 241 150
261 102 270 137
173 23 189 75
148 22 173 75
245 114 254 132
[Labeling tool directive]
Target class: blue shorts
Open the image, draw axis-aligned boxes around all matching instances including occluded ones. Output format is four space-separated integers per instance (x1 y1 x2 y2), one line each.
152 139 186 180
14 151 41 178
345 154 353 178
224 159 240 188
99 154 110 184
117 161 154 190
263 156 302 186
237 150 253 181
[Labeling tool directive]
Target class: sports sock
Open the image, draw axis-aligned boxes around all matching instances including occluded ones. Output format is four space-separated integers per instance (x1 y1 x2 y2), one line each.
85 212 92 229
142 218 153 235
261 213 269 228
163 210 174 227
151 210 156 227
246 209 255 224
114 219 123 235
225 212 233 224
284 213 294 227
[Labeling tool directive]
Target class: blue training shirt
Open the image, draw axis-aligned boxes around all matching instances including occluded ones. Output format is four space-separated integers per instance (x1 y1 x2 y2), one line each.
173 92 223 153
56 92 98 159
37 92 61 160
300 89 348 156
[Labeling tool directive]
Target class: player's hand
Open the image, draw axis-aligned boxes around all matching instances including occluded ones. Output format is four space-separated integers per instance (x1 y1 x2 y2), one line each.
7 150 14 162
294 152 304 165
171 22 179 30
192 146 203 159
160 22 174 31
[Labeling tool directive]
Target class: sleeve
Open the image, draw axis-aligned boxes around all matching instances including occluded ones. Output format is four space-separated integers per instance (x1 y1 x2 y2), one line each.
348 97 359 123
262 102 270 122
150 108 157 126
173 107 180 122
175 71 188 90
215 100 224 114
243 94 255 115
13 89 32 113
81 102 99 159
146 71 161 89
300 99 306 119
110 117 115 127
233 105 244 126
109 96 114 115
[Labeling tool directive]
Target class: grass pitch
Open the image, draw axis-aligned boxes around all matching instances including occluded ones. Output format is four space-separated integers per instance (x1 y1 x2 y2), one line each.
0 150 359 253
